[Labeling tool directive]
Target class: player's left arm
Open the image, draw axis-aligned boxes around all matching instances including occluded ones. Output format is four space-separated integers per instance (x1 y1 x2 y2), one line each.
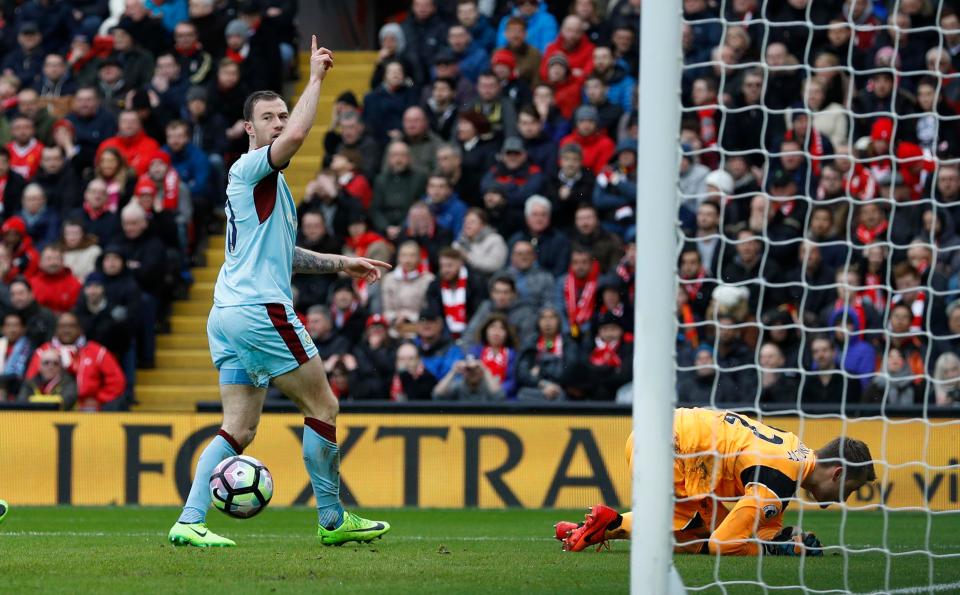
707 484 779 556
292 247 392 283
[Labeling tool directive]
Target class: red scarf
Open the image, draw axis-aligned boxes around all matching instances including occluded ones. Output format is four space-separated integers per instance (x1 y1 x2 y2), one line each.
893 291 927 332
440 266 468 337
785 127 825 176
38 373 62 395
682 267 706 302
860 273 886 311
331 302 358 329
536 334 563 356
835 295 867 332
480 346 509 381
855 219 888 244
226 47 245 64
844 163 877 200
564 261 599 335
679 303 699 347
590 338 622 368
176 42 201 58
697 108 717 146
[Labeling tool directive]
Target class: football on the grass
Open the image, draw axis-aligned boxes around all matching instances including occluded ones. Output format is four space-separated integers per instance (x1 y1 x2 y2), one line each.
210 455 273 518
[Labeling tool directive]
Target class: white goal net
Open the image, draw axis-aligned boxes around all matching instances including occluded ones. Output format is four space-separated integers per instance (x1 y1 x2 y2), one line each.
638 0 960 593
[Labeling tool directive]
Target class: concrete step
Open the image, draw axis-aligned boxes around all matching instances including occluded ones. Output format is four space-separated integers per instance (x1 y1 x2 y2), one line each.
172 300 213 316
192 268 220 282
155 349 213 368
189 282 216 301
139 368 218 386
135 384 220 405
170 315 209 335
157 334 209 349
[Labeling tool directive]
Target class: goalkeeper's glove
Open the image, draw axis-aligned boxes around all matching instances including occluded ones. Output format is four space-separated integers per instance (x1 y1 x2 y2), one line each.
763 526 824 557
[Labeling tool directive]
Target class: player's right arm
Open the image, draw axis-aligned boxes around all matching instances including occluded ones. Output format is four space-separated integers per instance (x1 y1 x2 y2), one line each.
269 35 333 168
707 483 782 556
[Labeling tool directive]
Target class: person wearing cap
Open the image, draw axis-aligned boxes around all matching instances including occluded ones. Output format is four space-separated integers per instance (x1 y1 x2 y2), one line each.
578 310 633 401
480 136 544 225
414 302 466 380
490 48 532 109
372 23 423 90
73 271 134 362
495 0 558 53
592 137 637 239
97 243 144 342
131 176 179 250
447 24 488 84
560 105 615 176
93 57 131 115
423 46 479 107
2 216 39 280
106 22 155 90
465 70 518 142
540 15 595 84
543 52 582 119
363 61 418 145
1 22 44 85
423 77 458 140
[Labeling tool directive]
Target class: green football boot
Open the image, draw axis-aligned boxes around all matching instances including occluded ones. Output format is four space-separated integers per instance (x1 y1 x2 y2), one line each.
0 499 8 524
168 522 236 547
317 511 390 546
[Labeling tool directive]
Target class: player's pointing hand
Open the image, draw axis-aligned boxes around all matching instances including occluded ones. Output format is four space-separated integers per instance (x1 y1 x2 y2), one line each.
309 35 334 82
344 257 392 284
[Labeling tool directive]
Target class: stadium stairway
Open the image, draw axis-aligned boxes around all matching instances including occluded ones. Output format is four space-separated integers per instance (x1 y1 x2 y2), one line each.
133 51 377 412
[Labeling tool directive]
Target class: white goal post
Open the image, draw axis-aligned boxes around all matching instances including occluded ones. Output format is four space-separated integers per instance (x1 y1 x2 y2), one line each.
631 1 682 594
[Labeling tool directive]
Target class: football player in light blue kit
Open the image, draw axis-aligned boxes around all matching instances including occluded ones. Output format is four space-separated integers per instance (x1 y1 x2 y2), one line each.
169 37 392 548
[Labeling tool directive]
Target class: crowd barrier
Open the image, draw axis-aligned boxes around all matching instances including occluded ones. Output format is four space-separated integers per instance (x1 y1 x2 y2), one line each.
0 407 956 510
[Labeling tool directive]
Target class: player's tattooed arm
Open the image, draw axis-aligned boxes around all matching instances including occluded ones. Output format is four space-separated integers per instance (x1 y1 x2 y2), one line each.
292 247 345 274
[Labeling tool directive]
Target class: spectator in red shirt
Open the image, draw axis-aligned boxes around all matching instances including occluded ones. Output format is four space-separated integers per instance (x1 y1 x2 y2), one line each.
561 105 616 175
540 15 595 83
2 216 40 280
28 245 81 314
25 312 126 411
544 53 582 119
7 115 44 180
95 110 161 176
330 148 373 210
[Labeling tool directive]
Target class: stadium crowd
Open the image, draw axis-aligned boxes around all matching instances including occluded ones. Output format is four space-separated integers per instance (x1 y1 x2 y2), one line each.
2 0 960 411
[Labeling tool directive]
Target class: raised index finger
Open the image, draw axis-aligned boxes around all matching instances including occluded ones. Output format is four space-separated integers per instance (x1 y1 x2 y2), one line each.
363 258 393 270
311 34 317 54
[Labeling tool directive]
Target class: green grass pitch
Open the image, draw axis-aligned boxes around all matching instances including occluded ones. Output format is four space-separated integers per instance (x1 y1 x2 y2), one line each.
0 507 958 593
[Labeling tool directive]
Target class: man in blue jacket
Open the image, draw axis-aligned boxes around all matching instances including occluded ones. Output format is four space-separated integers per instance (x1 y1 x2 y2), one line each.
495 0 558 53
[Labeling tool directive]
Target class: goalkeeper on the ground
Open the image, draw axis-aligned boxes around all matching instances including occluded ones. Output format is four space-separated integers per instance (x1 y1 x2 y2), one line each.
555 407 876 556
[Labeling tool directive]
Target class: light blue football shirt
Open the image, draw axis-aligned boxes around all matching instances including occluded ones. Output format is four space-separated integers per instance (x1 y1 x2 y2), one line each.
213 145 297 307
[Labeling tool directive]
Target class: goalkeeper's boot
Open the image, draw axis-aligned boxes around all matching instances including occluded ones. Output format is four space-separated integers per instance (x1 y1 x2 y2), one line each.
168 522 236 547
562 505 620 552
318 510 391 546
0 499 8 524
554 520 579 541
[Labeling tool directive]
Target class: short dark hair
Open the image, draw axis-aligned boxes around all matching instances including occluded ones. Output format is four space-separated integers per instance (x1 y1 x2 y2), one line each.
478 312 517 349
465 207 488 224
505 16 526 30
477 69 497 82
165 119 190 134
893 262 919 280
815 437 877 483
428 170 451 184
439 246 463 261
243 90 284 121
490 273 516 292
